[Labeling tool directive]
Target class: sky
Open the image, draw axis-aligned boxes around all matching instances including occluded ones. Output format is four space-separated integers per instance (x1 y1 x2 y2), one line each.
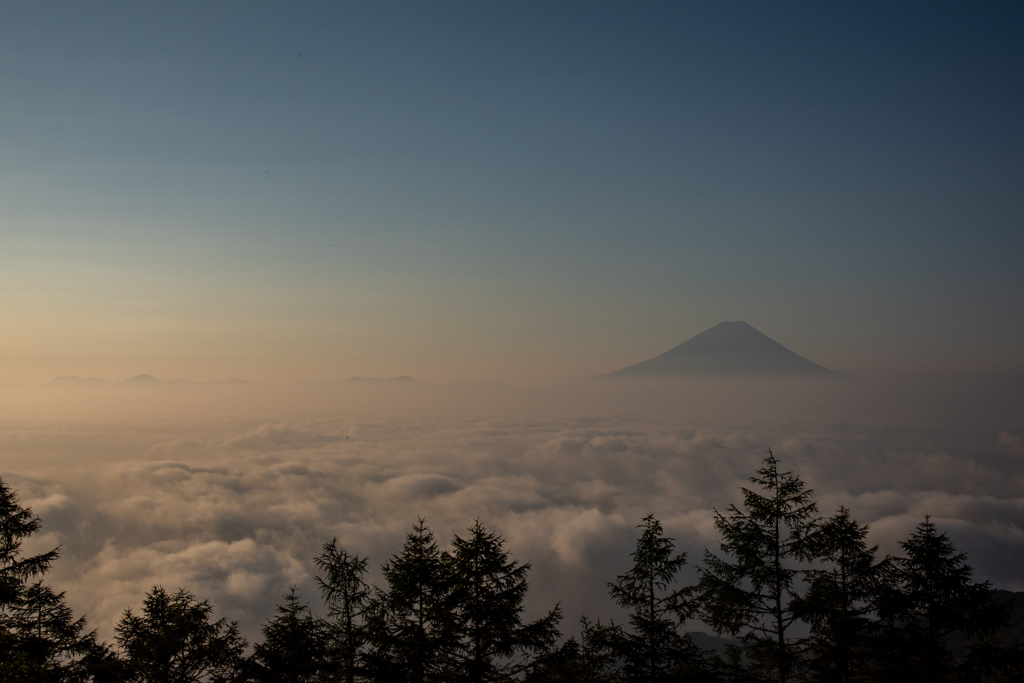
2 1 1022 384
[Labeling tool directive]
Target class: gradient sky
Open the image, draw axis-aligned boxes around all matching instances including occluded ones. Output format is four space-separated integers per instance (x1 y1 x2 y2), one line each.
2 1 1022 383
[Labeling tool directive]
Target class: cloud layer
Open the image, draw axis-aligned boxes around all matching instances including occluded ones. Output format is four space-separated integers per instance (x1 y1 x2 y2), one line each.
3 379 1023 643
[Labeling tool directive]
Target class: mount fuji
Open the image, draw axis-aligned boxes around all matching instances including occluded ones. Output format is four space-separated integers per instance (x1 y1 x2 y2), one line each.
601 321 840 377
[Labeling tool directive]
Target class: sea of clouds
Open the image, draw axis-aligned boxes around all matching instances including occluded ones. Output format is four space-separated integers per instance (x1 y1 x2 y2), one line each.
1 377 1023 643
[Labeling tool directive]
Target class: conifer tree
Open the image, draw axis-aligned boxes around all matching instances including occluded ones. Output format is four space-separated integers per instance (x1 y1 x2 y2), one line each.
794 506 890 683
608 514 701 683
4 581 114 682
875 516 1006 683
573 617 622 683
366 519 453 683
1 475 59 682
448 520 561 683
525 616 621 683
115 586 245 683
249 587 326 683
0 477 59 611
315 540 370 683
697 449 820 683
1 476 114 683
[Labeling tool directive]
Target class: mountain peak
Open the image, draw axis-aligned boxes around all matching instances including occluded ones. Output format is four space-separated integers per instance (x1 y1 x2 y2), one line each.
122 374 161 384
601 322 839 377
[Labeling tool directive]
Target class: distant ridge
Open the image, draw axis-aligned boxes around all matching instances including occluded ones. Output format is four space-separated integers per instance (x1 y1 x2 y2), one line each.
50 375 255 386
298 376 421 386
51 376 111 385
601 321 840 378
342 376 418 383
119 375 255 386
122 374 164 385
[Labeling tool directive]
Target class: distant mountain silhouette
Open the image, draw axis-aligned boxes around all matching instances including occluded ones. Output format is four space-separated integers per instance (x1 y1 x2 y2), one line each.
949 590 1024 653
342 376 418 383
688 631 739 656
601 321 840 377
122 374 164 385
118 375 254 386
51 376 111 385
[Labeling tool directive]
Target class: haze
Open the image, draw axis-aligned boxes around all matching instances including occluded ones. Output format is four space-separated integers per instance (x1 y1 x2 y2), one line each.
1 0 1023 645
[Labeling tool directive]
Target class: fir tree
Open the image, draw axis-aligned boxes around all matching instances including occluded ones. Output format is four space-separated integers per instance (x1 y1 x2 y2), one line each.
572 617 622 683
524 617 622 683
367 519 454 683
875 516 1006 683
608 514 701 683
697 449 820 683
315 540 370 683
4 581 113 682
115 586 246 683
794 506 890 683
249 587 326 683
0 476 112 683
0 477 59 610
448 520 561 683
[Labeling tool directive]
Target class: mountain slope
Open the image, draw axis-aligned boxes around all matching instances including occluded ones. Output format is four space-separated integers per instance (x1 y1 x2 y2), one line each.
602 321 839 377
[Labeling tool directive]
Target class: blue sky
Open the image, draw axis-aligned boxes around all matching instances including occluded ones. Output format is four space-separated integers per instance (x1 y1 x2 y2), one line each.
2 1 1022 381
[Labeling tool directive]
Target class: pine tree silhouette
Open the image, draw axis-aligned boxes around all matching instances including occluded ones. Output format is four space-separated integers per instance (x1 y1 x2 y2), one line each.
448 520 561 683
316 539 371 683
115 586 246 683
608 514 703 683
697 449 820 683
250 586 327 683
875 516 1007 683
0 476 113 682
366 518 454 683
794 506 890 683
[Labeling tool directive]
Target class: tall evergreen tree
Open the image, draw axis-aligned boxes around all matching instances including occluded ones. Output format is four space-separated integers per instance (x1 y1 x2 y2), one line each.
315 540 370 683
0 477 59 611
448 521 561 683
794 506 890 683
608 514 701 683
366 519 453 683
115 586 245 683
1 476 115 683
875 516 1006 683
697 449 820 683
3 581 114 682
249 587 327 683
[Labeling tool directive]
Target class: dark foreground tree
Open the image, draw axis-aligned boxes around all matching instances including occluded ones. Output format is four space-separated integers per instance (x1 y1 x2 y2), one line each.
315 540 370 683
248 586 326 683
365 519 453 683
1 476 116 683
794 506 890 683
525 616 621 683
115 586 245 683
0 477 60 608
697 449 819 683
448 520 561 682
3 580 119 683
875 516 1007 683
609 514 703 682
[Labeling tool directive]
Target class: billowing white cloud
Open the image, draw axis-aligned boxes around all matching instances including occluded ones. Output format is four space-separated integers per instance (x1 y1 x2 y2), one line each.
2 381 1023 645
224 424 345 452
